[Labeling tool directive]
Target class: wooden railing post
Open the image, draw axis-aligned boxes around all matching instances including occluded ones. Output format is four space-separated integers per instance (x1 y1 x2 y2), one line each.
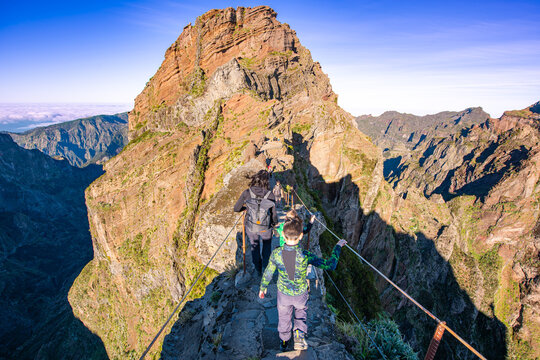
424 322 446 360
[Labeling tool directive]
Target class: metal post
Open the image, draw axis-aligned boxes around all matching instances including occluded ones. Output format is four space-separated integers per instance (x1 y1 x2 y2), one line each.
242 212 246 274
424 322 446 360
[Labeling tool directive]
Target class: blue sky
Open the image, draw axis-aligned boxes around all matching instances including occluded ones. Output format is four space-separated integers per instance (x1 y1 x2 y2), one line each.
1 0 539 122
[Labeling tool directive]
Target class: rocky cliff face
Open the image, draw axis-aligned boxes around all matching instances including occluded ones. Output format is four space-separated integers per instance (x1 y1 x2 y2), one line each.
9 113 128 167
68 6 381 359
0 134 107 359
355 103 540 359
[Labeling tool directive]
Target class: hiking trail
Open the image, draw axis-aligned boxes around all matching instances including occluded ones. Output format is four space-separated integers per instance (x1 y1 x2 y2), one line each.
160 200 353 360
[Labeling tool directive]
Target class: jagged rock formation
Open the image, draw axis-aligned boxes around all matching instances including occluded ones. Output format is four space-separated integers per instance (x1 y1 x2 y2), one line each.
356 108 490 152
355 102 540 359
68 5 538 360
355 108 490 181
8 113 128 167
68 6 380 359
0 134 106 359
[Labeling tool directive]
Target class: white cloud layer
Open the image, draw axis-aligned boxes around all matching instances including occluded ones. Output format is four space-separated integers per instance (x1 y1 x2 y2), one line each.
0 103 132 132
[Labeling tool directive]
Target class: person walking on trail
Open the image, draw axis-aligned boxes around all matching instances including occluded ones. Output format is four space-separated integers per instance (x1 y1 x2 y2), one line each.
234 170 278 276
273 181 283 207
259 218 347 351
275 209 315 247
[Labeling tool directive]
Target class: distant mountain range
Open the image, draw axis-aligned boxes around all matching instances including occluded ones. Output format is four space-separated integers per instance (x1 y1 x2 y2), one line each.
355 107 490 153
6 113 128 167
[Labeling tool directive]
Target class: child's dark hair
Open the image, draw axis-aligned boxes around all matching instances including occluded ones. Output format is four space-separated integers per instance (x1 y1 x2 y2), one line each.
283 219 303 240
249 170 270 189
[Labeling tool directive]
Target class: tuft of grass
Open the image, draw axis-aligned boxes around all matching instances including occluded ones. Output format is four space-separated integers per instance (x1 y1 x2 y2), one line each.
177 309 195 325
224 264 240 280
210 291 222 305
291 123 312 134
212 333 223 349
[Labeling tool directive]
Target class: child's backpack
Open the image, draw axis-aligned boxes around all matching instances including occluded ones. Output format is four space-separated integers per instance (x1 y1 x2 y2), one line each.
245 188 274 233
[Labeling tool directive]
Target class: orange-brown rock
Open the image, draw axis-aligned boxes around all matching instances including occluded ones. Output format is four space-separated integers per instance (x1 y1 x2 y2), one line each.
358 101 540 359
69 6 379 359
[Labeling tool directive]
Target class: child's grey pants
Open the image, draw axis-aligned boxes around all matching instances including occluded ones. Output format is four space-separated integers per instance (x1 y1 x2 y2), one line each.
277 290 309 341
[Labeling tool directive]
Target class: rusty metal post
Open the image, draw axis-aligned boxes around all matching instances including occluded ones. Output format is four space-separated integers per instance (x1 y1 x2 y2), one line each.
424 322 446 360
242 212 246 274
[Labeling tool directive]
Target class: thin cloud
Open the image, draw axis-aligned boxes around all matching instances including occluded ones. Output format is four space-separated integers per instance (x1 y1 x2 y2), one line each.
0 103 132 132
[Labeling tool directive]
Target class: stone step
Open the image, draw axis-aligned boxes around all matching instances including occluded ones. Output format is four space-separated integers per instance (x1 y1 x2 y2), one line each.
262 348 317 360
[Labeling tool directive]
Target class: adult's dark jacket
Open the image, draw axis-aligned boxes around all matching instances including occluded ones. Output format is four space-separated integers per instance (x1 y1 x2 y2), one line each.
234 186 278 226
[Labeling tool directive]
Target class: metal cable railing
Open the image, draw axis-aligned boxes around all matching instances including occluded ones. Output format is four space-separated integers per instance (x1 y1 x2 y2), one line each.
291 188 487 360
325 270 388 360
139 214 243 360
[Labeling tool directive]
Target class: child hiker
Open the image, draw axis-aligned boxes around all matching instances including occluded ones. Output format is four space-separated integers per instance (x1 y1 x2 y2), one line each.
259 218 347 351
275 209 315 247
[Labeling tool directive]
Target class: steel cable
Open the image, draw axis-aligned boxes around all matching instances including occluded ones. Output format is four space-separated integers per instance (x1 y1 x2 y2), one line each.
139 214 243 360
291 188 487 360
325 270 388 360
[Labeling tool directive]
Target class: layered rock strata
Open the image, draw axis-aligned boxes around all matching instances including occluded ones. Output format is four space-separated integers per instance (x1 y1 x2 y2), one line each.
355 103 540 359
69 6 379 359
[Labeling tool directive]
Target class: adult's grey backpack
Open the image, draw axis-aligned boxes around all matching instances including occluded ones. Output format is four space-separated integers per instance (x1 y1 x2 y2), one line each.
245 188 274 233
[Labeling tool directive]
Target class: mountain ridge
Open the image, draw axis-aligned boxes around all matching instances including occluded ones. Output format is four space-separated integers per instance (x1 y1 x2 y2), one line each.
7 112 128 167
68 6 383 359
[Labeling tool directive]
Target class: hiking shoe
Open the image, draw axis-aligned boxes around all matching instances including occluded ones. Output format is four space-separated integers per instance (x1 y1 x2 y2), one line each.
279 339 290 351
293 329 308 350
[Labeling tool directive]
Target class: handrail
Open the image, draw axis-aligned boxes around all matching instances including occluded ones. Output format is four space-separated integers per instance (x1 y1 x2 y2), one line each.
139 214 243 360
325 270 388 360
291 188 487 360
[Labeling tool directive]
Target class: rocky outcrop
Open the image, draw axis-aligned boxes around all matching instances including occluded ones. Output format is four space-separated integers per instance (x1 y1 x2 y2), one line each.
0 134 106 359
68 6 381 359
69 5 537 360
9 113 128 167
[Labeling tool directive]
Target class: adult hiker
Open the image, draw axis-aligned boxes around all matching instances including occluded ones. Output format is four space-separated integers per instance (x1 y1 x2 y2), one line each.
273 181 283 207
259 218 347 351
234 170 278 276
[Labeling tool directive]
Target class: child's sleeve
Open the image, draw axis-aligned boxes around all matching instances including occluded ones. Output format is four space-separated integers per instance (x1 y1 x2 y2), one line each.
303 221 313 235
260 250 278 292
276 223 285 247
303 245 342 270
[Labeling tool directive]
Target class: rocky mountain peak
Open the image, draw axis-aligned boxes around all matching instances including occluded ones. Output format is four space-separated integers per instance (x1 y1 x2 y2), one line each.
70 6 379 359
130 6 336 138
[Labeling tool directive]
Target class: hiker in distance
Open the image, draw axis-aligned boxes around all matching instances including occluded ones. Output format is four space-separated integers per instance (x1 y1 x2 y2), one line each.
259 217 347 351
234 170 278 276
273 180 283 207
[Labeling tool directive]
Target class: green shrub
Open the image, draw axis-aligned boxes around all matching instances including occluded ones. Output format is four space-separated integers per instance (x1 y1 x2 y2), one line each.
320 230 381 320
210 291 222 304
336 317 418 360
